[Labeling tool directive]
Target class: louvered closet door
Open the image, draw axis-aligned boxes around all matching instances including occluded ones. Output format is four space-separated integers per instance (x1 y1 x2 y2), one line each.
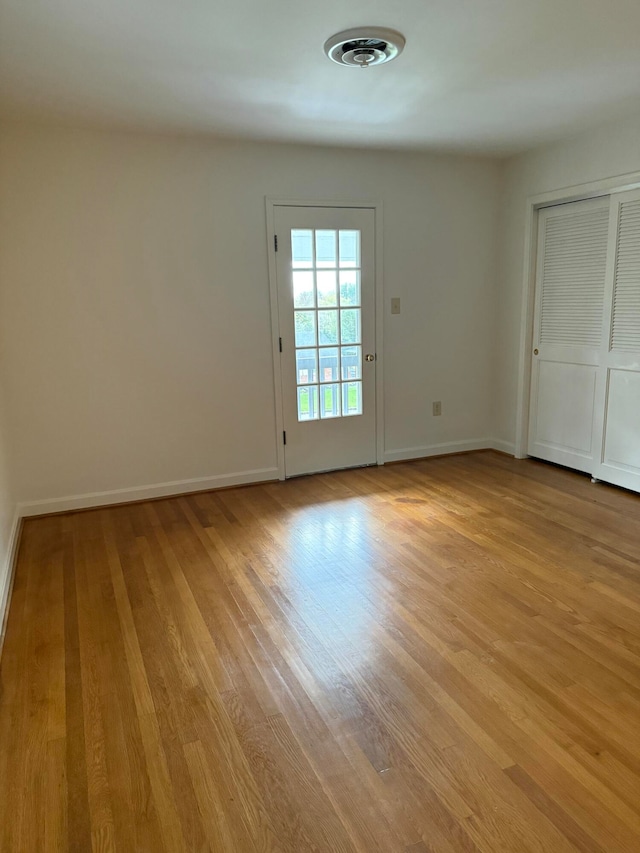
591 188 640 492
528 197 611 472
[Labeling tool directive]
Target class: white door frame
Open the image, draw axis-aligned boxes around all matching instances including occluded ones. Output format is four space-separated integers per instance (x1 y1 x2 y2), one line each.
266 197 384 480
515 170 640 459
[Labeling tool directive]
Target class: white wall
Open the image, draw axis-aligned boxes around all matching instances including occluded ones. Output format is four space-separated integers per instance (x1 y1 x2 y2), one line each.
495 111 640 449
0 120 500 511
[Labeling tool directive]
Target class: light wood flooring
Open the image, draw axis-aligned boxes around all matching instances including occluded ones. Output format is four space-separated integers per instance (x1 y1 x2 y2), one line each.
1 451 640 852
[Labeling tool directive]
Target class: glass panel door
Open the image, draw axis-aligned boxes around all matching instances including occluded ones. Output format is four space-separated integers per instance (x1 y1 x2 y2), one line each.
274 205 377 477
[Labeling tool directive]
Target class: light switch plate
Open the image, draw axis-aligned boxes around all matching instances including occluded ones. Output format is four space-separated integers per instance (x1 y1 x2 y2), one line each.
391 297 401 314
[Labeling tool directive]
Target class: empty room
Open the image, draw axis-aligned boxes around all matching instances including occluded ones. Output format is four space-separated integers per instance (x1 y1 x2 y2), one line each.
1 1 640 850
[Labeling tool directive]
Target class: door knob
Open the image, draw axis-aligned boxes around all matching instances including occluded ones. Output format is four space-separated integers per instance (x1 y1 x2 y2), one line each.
533 348 539 355
365 353 375 362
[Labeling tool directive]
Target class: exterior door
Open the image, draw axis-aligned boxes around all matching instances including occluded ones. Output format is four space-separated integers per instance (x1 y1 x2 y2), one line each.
273 206 377 477
591 188 640 492
528 197 611 472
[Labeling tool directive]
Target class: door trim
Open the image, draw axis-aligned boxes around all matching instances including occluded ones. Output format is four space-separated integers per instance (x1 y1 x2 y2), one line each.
265 197 384 480
515 170 640 459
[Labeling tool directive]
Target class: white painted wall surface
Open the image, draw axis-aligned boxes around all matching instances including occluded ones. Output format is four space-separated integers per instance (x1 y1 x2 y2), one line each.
495 111 640 449
0 121 500 511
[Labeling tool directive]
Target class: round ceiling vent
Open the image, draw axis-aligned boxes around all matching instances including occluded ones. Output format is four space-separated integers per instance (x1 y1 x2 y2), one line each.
324 27 406 68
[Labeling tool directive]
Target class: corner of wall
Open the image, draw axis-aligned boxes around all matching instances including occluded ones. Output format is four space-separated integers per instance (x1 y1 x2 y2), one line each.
490 156 515 447
0 509 22 656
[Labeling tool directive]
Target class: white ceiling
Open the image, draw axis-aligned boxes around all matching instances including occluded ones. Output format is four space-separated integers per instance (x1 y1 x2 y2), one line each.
2 0 640 154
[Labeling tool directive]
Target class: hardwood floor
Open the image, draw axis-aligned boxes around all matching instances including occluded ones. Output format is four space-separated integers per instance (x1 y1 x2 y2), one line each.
1 451 640 852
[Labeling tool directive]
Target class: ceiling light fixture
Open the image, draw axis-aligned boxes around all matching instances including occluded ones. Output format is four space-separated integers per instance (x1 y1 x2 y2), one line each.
324 27 406 68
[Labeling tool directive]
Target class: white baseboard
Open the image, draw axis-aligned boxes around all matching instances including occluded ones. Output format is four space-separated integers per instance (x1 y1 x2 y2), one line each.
384 438 517 464
18 467 280 518
489 438 516 456
384 439 496 464
0 508 22 657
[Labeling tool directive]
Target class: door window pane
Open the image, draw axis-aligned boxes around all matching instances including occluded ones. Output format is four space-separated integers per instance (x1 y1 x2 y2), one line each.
298 386 319 421
296 349 317 384
295 311 316 347
342 382 362 416
318 310 339 345
341 346 361 380
293 270 315 308
340 309 361 344
317 270 338 307
291 228 364 423
319 347 339 382
292 230 313 268
339 271 360 306
339 231 359 267
320 384 341 419
315 230 337 268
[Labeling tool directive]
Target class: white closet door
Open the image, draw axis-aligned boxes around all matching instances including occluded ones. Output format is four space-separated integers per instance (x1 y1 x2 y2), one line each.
528 197 611 472
592 188 640 492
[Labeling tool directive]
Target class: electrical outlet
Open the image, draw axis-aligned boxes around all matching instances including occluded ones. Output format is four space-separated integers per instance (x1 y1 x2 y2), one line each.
391 297 401 315
432 401 442 416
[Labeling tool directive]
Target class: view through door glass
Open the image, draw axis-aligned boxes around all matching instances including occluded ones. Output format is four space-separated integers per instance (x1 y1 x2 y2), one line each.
292 228 363 421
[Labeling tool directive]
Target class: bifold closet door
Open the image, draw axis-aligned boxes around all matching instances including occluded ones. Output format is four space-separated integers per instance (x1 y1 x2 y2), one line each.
528 197 611 472
592 188 640 492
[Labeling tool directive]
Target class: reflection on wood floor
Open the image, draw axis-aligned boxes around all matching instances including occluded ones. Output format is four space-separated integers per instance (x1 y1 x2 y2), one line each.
1 450 640 851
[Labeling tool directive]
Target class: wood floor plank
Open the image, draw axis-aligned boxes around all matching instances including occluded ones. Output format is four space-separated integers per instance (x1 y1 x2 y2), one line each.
1 451 640 851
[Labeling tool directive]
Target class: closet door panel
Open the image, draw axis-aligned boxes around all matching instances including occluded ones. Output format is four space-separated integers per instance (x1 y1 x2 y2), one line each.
528 197 610 472
533 361 596 456
603 369 640 471
593 189 640 492
610 196 640 354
